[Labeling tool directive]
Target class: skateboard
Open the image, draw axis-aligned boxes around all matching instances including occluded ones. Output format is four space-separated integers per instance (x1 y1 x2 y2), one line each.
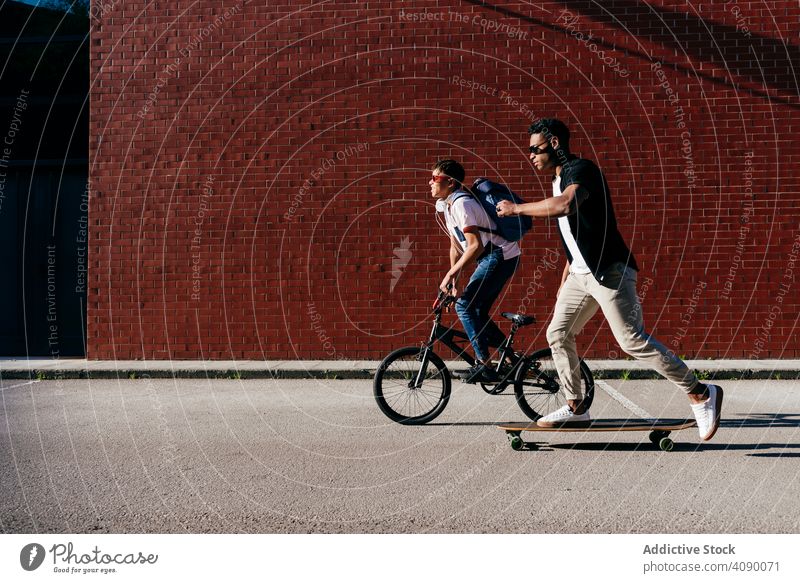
497 419 697 452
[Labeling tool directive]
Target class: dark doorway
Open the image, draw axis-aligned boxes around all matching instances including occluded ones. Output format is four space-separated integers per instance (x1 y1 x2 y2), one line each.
0 164 88 356
0 1 89 356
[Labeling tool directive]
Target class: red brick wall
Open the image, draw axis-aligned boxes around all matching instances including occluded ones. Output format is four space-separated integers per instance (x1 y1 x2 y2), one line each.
89 0 800 360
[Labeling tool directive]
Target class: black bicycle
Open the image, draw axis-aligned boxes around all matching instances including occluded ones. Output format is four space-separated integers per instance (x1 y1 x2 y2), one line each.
373 291 594 424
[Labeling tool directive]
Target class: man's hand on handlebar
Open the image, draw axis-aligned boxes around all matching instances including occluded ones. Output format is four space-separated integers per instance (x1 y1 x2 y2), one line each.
439 275 458 297
434 283 457 313
433 289 456 312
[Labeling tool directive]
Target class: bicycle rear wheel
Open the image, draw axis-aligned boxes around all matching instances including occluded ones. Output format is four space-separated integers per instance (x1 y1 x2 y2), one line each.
513 347 594 421
373 346 451 424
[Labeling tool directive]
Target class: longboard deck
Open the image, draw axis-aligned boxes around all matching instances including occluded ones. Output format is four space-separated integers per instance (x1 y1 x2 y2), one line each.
497 419 696 432
498 419 697 451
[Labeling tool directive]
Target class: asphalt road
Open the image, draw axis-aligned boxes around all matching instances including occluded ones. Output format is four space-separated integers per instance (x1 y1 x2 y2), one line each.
1 378 798 533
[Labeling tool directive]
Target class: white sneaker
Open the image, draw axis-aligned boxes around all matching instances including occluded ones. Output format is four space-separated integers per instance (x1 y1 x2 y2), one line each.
536 405 592 428
690 384 723 441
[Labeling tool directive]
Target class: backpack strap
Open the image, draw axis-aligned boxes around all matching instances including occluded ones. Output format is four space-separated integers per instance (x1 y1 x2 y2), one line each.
450 191 472 204
449 190 500 236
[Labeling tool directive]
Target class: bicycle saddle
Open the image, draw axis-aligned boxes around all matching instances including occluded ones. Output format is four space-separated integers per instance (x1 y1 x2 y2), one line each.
501 312 536 326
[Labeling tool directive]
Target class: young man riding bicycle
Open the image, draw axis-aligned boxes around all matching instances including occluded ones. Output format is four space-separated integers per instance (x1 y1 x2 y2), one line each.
430 159 521 384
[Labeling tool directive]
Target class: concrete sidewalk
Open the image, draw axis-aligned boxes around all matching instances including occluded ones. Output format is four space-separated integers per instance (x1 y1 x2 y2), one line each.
1 358 799 380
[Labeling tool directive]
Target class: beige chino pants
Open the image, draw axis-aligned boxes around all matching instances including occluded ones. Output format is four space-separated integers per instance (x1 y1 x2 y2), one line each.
547 265 699 400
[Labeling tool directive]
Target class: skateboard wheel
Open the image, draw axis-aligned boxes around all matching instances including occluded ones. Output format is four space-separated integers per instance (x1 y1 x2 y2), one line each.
510 436 524 451
649 430 667 444
659 437 674 452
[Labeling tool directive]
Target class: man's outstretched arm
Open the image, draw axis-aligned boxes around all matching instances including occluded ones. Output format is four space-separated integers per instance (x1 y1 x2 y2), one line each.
496 184 589 218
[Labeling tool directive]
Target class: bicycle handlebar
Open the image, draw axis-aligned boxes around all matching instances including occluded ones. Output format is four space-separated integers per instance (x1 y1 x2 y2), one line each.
432 288 456 312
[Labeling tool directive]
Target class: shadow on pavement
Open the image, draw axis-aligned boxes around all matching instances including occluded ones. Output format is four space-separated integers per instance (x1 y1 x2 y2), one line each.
721 413 800 428
541 443 800 456
427 422 506 427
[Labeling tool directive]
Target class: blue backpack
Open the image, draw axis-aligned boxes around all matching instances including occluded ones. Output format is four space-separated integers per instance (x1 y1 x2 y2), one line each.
451 178 532 242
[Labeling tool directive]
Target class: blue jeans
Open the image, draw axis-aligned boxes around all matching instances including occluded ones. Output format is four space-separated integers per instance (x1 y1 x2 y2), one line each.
455 247 520 363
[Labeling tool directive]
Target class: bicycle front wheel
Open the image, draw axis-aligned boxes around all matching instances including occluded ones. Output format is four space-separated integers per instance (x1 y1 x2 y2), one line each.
373 346 451 424
513 347 595 421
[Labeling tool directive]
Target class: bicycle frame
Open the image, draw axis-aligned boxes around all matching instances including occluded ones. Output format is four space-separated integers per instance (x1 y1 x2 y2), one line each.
413 294 524 391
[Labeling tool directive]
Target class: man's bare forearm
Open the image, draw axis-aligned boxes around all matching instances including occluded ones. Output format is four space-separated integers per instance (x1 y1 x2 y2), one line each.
448 242 481 278
496 184 586 219
450 244 460 269
513 196 571 218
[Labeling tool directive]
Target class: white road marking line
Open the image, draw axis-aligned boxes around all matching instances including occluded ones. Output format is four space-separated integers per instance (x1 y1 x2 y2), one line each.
0 380 42 392
595 379 654 420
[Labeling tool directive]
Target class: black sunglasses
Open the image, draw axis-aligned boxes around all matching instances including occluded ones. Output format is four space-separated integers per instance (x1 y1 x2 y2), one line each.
529 141 550 155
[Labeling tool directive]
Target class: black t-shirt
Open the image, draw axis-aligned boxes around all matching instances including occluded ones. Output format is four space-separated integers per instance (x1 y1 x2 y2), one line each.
556 155 639 279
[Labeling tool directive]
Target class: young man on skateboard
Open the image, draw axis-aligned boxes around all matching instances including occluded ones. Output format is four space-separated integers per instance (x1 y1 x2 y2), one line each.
430 159 521 383
496 119 722 441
